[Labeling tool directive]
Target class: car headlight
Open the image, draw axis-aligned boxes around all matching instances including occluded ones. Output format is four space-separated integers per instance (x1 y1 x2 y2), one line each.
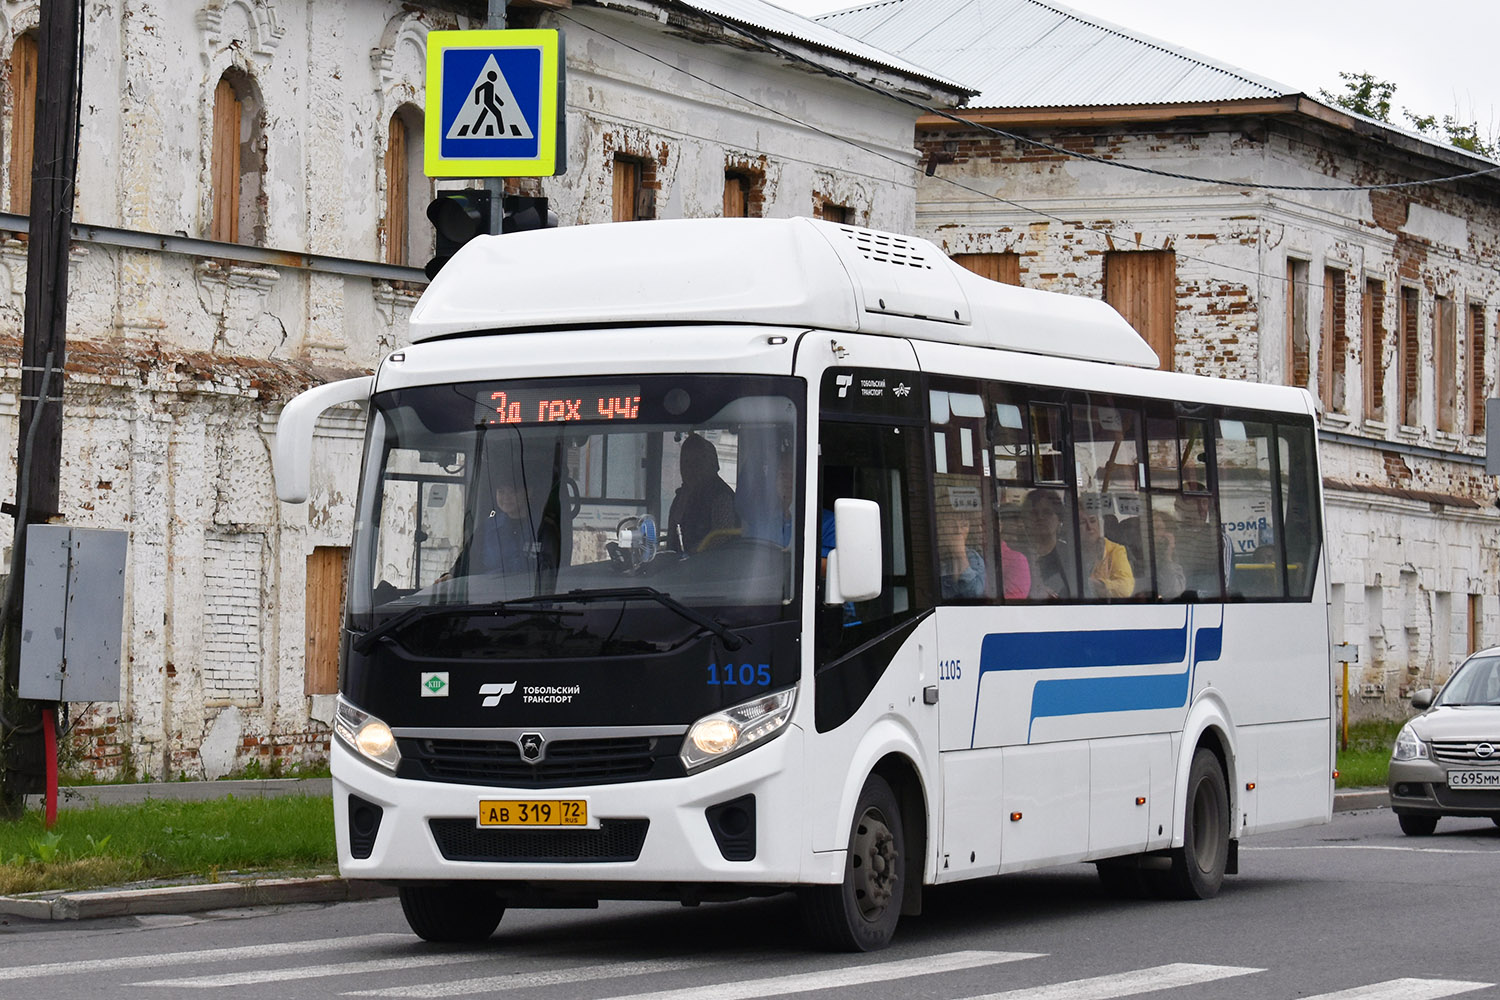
681 687 796 771
1392 723 1429 762
334 697 401 771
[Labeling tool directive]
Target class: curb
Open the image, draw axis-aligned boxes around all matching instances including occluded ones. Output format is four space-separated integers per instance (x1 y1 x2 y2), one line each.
1333 788 1389 812
0 876 394 921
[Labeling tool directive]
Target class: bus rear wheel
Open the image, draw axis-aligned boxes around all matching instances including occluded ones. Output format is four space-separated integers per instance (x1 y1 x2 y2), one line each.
799 774 904 952
399 884 505 943
1163 748 1229 900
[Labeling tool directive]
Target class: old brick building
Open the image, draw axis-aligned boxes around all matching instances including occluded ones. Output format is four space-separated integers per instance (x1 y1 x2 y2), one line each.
824 0 1500 716
0 0 964 777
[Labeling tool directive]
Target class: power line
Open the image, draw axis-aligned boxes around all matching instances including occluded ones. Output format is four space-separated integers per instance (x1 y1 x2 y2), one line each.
557 11 1381 294
666 0 1500 193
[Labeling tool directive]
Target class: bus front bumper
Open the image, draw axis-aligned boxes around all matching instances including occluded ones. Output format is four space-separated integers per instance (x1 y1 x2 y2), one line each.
331 725 815 888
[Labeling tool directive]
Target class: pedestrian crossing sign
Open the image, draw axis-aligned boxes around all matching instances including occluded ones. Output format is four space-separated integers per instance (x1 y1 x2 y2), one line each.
425 29 563 177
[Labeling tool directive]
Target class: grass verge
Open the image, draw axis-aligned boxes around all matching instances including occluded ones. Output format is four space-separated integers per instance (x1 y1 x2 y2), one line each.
1335 718 1406 788
0 794 335 896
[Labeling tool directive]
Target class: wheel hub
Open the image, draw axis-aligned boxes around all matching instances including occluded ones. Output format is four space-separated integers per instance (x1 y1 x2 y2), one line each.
850 808 899 920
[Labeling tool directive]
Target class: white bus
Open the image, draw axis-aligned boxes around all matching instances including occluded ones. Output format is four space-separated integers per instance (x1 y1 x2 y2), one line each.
275 218 1333 951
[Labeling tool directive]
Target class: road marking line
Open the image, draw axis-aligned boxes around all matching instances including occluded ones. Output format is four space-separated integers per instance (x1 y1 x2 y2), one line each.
0 934 410 981
588 950 1042 1000
958 962 1262 999
343 957 724 997
1295 978 1492 1000
130 954 492 988
1245 845 1497 855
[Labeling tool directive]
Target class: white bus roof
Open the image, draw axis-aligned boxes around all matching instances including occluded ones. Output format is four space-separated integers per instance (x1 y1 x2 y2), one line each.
409 217 1160 369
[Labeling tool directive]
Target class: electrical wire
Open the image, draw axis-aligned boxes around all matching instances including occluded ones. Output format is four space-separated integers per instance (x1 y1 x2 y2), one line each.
556 11 1359 293
664 0 1500 193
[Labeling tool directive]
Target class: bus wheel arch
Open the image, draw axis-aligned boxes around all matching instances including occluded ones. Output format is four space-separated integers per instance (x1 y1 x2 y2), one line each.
1164 742 1231 900
871 752 927 917
799 770 906 951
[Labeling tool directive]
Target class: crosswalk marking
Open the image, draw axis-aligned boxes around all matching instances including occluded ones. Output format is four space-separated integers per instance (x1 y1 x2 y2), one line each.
0 934 409 982
344 957 724 997
592 950 1043 1000
960 962 1263 1000
1297 978 1493 1000
130 953 492 989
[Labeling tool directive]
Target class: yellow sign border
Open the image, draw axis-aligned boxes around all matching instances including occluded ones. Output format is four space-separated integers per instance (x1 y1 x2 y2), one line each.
424 29 560 178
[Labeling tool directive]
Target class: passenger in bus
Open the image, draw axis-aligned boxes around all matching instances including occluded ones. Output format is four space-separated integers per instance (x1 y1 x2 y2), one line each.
463 479 532 576
1023 489 1074 600
1175 484 1230 596
939 513 988 600
667 433 738 551
1152 509 1188 600
1079 510 1134 599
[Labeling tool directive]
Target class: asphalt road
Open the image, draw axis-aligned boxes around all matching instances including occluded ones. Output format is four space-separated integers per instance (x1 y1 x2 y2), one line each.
2 807 1496 1000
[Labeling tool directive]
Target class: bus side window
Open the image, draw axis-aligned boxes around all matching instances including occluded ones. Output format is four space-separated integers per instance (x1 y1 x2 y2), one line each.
1278 422 1322 599
817 420 932 663
1217 418 1282 599
931 380 997 603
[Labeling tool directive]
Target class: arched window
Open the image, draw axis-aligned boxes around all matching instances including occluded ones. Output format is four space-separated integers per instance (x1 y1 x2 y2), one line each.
385 106 427 266
8 32 37 215
211 71 264 245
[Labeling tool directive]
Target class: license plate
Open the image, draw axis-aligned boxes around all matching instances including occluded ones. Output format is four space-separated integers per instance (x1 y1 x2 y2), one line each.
1446 770 1500 789
478 799 588 827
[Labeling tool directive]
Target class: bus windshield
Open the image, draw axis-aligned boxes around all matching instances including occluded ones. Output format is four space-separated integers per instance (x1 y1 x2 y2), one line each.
348 374 804 651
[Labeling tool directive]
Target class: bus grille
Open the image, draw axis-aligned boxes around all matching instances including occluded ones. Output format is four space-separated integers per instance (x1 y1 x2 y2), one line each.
429 818 649 863
400 736 679 787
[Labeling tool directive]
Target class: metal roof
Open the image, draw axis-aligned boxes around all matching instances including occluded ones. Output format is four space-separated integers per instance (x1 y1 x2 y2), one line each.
816 0 1294 108
668 0 971 95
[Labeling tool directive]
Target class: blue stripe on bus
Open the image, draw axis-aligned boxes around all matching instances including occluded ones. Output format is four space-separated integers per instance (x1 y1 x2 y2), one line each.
968 609 1224 745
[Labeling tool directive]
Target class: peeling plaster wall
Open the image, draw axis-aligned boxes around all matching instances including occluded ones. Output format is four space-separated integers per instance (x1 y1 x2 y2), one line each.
3 0 933 777
918 118 1500 717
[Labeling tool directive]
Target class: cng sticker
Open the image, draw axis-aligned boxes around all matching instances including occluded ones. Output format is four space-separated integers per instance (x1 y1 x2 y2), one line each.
420 672 450 697
425 29 563 178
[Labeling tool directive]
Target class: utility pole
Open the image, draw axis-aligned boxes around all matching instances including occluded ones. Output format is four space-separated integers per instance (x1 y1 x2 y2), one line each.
485 0 508 235
0 0 83 816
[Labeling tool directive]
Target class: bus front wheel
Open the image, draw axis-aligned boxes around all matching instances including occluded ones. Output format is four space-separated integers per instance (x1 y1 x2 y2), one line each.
399 884 505 943
799 774 904 952
1163 748 1229 900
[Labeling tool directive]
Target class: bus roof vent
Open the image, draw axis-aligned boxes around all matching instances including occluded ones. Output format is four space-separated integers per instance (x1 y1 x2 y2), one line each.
840 226 934 270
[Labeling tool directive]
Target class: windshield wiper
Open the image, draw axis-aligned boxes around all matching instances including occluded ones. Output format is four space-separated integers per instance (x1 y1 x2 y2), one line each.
352 599 582 655
353 586 742 654
520 587 745 651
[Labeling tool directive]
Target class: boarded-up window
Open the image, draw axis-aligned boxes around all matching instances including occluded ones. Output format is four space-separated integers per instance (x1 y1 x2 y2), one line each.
384 113 408 265
1286 259 1310 390
612 155 641 222
1363 279 1386 422
1470 303 1488 436
1435 295 1457 432
8 32 36 215
954 252 1021 286
211 78 242 243
1470 593 1484 654
724 172 749 218
1104 250 1176 371
1321 268 1348 412
1400 287 1421 426
819 200 851 224
305 546 348 696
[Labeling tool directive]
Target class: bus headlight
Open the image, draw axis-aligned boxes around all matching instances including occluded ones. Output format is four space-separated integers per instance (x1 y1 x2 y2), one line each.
681 687 796 771
1392 724 1429 762
335 697 402 771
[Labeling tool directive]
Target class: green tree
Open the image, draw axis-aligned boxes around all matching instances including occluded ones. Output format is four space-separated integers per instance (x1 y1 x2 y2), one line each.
1320 70 1497 159
1319 71 1395 122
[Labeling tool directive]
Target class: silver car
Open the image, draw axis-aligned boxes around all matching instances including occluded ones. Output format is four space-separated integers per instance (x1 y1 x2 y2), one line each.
1388 647 1500 835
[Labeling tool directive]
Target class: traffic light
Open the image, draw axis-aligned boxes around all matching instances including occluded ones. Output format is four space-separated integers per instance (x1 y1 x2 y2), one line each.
502 195 558 234
424 188 491 279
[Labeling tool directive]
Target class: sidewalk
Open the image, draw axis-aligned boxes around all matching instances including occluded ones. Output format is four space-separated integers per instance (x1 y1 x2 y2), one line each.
1 782 1388 922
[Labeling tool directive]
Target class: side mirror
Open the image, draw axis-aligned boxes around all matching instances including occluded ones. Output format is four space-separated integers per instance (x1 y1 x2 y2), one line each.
1410 688 1434 711
824 498 882 605
273 376 374 503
